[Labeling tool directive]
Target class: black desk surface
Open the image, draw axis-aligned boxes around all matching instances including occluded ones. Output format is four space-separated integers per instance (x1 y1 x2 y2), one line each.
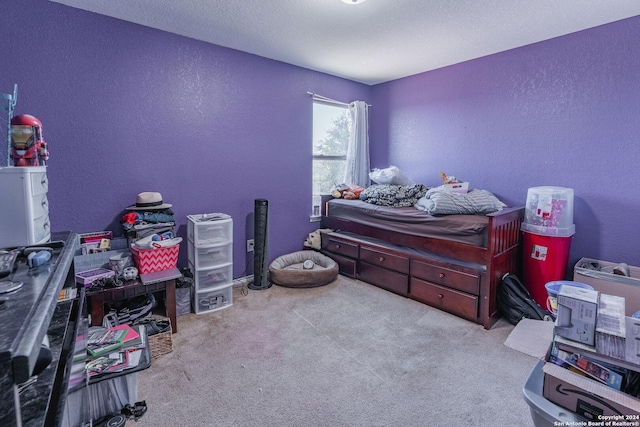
0 231 78 427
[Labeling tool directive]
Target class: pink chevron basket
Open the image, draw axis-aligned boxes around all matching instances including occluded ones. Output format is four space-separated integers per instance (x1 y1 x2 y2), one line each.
131 244 180 274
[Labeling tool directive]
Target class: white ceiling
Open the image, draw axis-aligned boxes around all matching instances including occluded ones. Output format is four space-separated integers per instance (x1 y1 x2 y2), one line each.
50 0 640 85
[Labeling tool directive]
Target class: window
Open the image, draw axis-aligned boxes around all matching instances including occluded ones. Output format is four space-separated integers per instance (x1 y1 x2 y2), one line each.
312 101 351 218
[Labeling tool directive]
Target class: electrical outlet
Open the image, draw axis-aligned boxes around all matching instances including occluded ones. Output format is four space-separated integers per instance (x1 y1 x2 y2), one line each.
246 239 254 252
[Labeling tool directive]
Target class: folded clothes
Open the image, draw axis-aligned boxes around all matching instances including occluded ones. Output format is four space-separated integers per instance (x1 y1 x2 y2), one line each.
131 235 182 250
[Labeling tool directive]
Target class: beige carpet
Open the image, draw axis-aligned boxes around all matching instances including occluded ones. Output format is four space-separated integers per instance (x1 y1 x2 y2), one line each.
127 276 539 427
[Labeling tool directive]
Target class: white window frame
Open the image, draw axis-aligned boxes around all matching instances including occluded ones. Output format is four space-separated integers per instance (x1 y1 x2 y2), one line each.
311 100 351 221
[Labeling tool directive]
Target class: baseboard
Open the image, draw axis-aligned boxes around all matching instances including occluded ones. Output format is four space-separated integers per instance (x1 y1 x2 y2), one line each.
233 275 253 287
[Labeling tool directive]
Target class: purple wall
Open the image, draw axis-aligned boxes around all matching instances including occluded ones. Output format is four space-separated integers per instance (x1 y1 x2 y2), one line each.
371 16 640 273
1 0 371 276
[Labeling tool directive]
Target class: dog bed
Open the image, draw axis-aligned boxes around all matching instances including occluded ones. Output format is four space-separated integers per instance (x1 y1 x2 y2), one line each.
269 251 338 288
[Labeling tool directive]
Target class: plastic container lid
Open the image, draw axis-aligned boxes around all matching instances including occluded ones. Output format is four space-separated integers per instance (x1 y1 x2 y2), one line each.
521 222 575 237
545 280 593 298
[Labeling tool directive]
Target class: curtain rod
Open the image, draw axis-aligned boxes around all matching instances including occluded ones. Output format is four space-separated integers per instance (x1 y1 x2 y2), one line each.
307 92 371 108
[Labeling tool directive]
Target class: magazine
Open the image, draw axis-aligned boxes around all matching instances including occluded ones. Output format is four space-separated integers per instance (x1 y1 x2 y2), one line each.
86 356 118 376
87 327 127 357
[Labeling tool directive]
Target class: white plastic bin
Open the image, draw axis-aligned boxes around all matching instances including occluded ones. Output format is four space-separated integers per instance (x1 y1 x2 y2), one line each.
522 360 586 427
524 186 574 233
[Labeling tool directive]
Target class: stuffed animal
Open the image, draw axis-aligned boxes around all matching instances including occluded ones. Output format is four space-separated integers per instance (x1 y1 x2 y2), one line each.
303 228 333 250
123 266 138 281
331 183 364 200
439 171 461 184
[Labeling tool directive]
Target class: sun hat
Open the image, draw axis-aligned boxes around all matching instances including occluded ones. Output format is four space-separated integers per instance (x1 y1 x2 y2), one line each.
127 192 172 210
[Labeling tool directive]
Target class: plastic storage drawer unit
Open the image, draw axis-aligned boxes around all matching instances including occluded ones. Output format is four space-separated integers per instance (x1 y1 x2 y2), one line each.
187 213 234 315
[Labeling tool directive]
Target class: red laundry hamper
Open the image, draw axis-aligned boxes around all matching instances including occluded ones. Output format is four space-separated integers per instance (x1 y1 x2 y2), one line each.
521 229 574 308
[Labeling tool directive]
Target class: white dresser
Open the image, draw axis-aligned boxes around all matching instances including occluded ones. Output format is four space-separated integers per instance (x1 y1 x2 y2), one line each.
0 166 51 247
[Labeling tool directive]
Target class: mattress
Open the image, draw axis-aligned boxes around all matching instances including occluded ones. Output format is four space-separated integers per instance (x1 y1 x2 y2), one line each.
326 199 490 247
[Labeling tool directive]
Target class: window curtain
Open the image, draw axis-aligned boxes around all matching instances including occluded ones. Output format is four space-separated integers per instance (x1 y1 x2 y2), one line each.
343 100 370 187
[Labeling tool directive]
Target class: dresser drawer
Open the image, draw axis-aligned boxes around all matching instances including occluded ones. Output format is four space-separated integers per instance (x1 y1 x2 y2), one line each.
411 259 480 295
360 246 409 274
409 277 478 322
31 194 49 218
359 262 409 296
322 236 359 259
33 214 51 244
30 171 49 196
322 251 357 278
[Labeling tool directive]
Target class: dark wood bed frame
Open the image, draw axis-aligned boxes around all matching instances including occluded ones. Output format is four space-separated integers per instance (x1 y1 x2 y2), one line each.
320 205 524 329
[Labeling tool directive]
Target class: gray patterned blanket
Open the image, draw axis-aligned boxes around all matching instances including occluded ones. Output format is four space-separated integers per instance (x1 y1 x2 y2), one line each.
359 184 428 207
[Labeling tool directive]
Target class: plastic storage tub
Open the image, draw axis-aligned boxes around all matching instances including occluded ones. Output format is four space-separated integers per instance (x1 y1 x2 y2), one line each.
523 186 574 236
522 360 586 427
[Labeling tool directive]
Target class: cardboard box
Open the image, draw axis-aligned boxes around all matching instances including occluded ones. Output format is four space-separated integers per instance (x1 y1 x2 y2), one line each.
596 294 626 359
543 361 640 418
574 257 640 316
75 267 115 286
555 286 598 346
626 317 640 366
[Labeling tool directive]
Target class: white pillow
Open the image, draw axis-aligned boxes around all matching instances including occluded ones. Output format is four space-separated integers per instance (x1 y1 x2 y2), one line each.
369 165 415 186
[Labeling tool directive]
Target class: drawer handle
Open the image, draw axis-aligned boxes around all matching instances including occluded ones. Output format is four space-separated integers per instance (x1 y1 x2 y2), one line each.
43 221 50 230
438 294 444 299
439 273 445 279
335 244 340 249
41 199 48 208
379 256 385 262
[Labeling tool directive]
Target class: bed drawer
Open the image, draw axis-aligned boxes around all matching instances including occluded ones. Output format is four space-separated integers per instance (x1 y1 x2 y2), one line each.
409 277 478 322
359 262 409 296
411 259 480 295
322 235 359 259
322 251 357 278
360 246 409 274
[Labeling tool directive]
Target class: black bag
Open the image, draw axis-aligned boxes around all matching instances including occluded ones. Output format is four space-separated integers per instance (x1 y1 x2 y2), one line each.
497 273 554 325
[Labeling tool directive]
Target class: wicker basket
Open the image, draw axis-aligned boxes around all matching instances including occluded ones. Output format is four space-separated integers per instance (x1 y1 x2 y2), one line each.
147 317 173 360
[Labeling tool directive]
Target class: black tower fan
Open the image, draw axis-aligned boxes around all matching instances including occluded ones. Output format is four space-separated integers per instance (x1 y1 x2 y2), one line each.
249 198 272 290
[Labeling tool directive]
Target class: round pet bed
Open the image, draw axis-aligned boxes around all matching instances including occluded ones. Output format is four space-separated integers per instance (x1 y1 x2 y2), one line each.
269 251 339 288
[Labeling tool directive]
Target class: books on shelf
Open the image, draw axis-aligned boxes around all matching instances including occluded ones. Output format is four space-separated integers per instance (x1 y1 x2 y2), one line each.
79 231 113 254
58 286 77 302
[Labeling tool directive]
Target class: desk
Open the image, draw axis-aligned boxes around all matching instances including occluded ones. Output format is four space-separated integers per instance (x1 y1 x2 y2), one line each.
0 231 77 427
86 268 179 333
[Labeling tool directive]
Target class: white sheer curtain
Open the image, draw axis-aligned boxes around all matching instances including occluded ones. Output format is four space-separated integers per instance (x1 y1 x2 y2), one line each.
343 100 370 187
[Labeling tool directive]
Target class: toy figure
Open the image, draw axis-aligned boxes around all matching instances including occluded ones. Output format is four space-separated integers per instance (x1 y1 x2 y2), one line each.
10 114 49 166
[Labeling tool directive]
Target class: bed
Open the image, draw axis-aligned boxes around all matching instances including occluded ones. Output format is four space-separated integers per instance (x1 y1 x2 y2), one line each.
320 196 524 329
